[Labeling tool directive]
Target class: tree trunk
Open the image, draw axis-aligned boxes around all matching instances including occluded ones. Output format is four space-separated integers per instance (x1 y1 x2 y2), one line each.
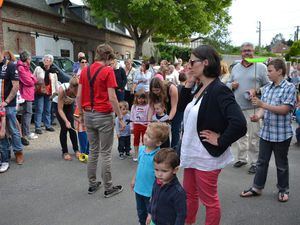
134 39 144 59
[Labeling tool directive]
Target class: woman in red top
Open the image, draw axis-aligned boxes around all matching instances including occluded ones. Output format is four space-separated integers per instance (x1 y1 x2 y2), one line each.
77 43 125 198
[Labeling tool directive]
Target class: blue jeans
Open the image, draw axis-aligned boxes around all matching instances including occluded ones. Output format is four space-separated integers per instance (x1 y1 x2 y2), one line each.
0 138 11 162
6 106 23 152
135 193 150 225
34 94 51 129
78 131 89 155
171 111 184 148
253 137 291 192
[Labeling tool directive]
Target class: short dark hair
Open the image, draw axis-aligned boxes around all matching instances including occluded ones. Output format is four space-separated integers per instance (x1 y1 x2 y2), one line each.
149 56 156 65
191 45 221 78
267 58 286 76
20 51 31 62
178 72 187 82
154 148 179 169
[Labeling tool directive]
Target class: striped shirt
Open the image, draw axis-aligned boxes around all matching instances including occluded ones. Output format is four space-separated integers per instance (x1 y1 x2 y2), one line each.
260 79 296 142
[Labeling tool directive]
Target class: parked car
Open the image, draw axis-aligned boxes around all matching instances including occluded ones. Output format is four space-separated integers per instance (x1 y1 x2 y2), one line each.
30 56 74 83
117 59 141 69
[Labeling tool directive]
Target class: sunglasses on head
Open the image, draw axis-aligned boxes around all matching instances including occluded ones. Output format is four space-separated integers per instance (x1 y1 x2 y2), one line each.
188 59 202 67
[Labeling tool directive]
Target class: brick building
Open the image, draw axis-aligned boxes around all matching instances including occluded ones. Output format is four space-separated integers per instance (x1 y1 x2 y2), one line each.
0 0 135 62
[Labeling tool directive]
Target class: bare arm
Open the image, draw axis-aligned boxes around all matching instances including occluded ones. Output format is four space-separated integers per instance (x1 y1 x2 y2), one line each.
6 80 19 104
57 87 71 128
0 116 6 138
108 88 125 130
168 84 178 120
76 84 84 123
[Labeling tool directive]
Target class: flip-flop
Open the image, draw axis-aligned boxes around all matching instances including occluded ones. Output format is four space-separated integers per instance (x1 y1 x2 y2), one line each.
278 191 289 202
240 187 261 198
63 153 72 161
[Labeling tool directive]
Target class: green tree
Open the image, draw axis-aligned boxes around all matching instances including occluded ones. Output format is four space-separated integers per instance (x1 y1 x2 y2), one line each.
85 0 232 58
285 40 300 61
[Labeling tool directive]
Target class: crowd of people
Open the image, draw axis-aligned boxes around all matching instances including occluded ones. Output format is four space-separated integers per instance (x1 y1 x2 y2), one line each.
0 41 299 225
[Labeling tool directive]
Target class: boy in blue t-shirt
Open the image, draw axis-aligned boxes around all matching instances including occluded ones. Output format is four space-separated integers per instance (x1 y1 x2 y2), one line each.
131 122 170 225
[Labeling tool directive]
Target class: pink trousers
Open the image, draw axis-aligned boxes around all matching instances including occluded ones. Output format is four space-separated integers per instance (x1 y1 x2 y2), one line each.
183 168 221 225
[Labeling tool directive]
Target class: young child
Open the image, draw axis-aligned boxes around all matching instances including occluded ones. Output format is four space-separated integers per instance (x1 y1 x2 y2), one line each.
151 102 170 148
115 101 131 159
131 122 169 225
146 148 187 225
74 106 89 161
130 91 149 161
0 108 10 173
240 59 296 202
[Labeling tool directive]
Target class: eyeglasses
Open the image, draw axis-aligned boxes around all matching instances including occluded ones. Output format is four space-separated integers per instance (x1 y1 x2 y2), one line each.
188 59 202 67
80 61 87 64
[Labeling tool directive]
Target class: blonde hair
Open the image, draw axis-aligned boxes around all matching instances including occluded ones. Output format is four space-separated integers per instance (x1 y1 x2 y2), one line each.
147 122 169 143
69 75 79 88
220 61 229 75
119 101 129 110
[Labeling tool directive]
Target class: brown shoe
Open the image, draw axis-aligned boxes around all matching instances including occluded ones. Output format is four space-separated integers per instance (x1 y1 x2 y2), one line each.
15 151 24 165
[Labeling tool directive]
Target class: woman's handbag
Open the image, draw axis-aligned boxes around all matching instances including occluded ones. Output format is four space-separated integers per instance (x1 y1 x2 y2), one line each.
35 83 47 95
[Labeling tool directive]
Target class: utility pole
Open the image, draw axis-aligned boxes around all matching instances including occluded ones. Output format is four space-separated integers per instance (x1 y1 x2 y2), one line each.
295 26 299 41
257 21 261 53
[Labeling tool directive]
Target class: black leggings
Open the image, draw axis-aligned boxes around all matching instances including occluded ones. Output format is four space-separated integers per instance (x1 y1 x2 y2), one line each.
55 103 79 154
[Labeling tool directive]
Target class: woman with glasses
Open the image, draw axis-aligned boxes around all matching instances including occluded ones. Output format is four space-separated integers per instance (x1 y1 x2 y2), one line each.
180 45 247 225
77 57 88 76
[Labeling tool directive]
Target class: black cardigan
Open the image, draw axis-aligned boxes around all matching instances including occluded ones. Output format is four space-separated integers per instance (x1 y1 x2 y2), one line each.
180 78 247 157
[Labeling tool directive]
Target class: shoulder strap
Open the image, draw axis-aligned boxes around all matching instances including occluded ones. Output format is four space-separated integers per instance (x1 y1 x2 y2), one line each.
87 65 105 110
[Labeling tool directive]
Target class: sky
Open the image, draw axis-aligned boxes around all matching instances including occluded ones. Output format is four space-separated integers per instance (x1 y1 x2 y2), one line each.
70 0 300 47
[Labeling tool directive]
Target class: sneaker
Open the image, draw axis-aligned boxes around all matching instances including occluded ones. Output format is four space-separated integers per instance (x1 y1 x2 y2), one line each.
0 162 9 173
46 127 55 132
88 181 102 194
21 137 30 146
248 165 257 174
28 133 38 140
104 185 123 198
35 128 43 134
133 157 138 162
119 153 126 160
125 152 133 158
233 161 247 168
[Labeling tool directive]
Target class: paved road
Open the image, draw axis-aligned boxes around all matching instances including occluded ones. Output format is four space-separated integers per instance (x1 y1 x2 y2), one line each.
1 125 300 225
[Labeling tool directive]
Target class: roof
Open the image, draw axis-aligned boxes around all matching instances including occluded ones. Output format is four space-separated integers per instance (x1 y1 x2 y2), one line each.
5 0 82 23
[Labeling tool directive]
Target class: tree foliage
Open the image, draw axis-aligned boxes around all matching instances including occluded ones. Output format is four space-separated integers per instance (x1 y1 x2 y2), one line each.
155 43 191 62
84 0 232 58
285 40 300 61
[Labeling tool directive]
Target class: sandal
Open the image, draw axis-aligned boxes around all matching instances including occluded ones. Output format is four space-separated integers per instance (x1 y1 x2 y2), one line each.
240 187 261 198
63 153 72 161
75 151 81 159
278 191 289 202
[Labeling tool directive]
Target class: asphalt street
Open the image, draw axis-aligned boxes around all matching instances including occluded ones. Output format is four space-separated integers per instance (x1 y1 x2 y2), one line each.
0 124 300 225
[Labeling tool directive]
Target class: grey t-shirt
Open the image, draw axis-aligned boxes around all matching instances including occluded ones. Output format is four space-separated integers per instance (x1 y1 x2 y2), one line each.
227 62 269 110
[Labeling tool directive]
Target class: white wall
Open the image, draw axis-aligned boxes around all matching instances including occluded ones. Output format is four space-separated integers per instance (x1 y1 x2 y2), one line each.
35 36 74 60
